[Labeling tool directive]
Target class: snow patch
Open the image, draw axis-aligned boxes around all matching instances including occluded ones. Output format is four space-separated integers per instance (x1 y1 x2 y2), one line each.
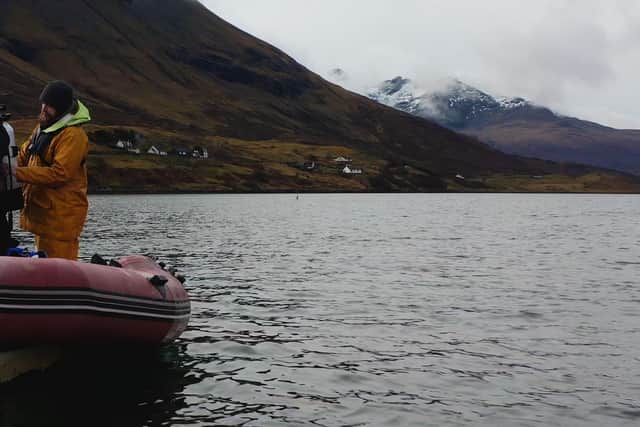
496 96 529 109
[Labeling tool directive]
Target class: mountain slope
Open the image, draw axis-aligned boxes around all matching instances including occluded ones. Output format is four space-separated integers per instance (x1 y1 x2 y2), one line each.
1 1 637 192
368 77 640 175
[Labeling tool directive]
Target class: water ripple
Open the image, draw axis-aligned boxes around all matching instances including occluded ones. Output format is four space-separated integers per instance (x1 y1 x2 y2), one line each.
3 194 640 426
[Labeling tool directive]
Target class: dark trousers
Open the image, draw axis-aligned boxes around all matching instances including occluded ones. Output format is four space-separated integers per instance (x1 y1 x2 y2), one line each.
0 212 17 255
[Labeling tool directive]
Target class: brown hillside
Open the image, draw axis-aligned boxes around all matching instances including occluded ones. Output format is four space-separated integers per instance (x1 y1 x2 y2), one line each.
466 116 640 176
1 0 638 192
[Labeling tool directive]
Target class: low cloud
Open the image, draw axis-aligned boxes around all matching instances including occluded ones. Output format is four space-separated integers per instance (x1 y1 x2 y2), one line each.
202 0 640 128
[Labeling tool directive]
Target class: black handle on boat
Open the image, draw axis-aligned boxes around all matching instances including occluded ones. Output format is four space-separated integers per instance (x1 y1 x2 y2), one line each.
149 275 169 287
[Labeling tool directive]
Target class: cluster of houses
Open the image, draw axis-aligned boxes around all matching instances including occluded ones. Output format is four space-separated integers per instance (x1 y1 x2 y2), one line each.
114 139 361 175
115 140 208 158
300 156 363 175
333 156 363 175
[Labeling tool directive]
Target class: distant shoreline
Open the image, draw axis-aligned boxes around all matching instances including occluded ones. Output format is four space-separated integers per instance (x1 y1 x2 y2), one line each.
88 190 640 196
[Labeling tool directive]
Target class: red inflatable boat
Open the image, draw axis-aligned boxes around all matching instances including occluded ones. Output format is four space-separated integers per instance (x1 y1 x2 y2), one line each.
0 255 190 350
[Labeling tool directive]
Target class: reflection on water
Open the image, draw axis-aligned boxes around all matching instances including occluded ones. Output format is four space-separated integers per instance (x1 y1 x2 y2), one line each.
3 194 640 426
0 345 194 427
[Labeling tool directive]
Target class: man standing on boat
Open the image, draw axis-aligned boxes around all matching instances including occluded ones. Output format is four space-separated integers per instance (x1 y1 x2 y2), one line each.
0 81 91 260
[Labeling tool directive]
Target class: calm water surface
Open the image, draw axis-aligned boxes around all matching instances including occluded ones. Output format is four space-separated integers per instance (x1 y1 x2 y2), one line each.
2 194 640 427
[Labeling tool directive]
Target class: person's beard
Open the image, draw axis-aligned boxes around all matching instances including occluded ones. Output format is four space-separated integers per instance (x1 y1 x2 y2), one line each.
38 110 57 129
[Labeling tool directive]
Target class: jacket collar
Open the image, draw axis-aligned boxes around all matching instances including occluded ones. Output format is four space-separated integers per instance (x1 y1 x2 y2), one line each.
42 100 91 134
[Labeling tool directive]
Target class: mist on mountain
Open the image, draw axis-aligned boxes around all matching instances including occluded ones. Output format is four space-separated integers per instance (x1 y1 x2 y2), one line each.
364 76 640 175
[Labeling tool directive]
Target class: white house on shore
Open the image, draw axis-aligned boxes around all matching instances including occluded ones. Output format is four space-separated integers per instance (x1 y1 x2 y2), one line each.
115 139 140 154
147 146 168 156
333 156 352 163
115 139 134 150
342 165 363 175
193 146 209 158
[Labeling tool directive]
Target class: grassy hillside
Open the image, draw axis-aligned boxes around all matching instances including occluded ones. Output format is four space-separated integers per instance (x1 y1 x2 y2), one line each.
2 0 639 193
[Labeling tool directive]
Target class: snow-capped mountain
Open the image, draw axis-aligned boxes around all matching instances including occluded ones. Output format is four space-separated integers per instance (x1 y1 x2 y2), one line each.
365 77 423 115
365 76 640 176
367 77 539 130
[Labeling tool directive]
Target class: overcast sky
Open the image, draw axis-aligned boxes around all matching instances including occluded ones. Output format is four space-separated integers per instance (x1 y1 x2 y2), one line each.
201 0 640 129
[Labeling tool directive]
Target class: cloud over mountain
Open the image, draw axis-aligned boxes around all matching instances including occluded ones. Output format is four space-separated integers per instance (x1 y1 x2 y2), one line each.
203 0 640 129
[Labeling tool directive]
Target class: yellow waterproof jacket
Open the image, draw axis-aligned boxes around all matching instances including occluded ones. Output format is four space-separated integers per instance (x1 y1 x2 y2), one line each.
16 101 91 241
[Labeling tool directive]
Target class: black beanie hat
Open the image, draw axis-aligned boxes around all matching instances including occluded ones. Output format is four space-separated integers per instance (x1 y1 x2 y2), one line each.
39 80 74 114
